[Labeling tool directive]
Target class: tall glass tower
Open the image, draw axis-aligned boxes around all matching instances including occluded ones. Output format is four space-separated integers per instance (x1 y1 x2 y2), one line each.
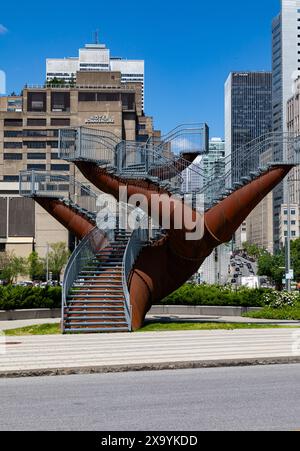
225 72 272 185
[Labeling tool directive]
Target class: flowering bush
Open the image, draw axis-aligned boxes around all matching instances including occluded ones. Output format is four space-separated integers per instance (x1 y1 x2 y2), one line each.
261 290 299 309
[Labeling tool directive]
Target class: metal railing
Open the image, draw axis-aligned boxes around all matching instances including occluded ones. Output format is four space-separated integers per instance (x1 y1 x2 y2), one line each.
61 227 108 332
25 84 136 91
59 127 120 165
19 170 100 214
122 224 149 331
148 123 209 155
199 132 300 210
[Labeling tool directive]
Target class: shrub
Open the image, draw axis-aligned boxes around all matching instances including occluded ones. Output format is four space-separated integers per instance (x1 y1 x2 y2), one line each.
0 286 62 311
159 284 297 307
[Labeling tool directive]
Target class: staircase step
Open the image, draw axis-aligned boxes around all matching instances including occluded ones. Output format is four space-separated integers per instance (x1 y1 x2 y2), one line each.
64 310 125 321
64 321 128 327
65 327 129 333
66 305 124 310
68 299 124 307
65 316 126 321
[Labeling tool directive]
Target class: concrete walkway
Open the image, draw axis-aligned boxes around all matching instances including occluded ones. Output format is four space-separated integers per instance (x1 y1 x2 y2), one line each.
0 328 300 377
0 318 60 331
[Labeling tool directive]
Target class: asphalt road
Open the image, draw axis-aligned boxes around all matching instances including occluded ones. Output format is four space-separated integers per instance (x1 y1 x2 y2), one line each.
0 364 300 431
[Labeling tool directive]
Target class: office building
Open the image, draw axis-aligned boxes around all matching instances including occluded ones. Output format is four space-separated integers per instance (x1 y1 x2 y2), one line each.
203 138 225 203
272 0 300 248
46 42 145 108
279 204 300 246
245 148 275 254
287 76 300 205
0 70 154 257
225 72 272 185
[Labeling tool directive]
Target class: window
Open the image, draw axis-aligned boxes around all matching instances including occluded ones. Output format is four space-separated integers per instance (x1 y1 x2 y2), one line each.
25 141 46 149
121 93 135 110
27 164 46 171
4 130 23 137
78 92 96 102
284 221 288 225
284 210 288 215
78 92 120 102
51 153 59 159
4 142 22 149
47 141 58 148
3 176 19 182
48 129 59 137
50 164 69 171
292 221 296 226
24 130 47 137
50 118 70 126
4 153 22 160
27 153 46 160
292 231 297 237
27 92 47 112
51 92 70 112
27 118 46 126
291 210 296 215
4 118 23 127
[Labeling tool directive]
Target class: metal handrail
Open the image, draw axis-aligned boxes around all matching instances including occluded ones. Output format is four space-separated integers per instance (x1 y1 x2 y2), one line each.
122 225 149 331
61 227 108 332
25 84 136 91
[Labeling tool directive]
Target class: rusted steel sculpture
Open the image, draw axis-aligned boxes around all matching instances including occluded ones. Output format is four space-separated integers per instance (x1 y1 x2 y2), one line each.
71 160 293 330
34 197 95 240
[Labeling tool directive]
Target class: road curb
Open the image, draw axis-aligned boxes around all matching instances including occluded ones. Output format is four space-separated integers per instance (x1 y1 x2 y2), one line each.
1 356 300 379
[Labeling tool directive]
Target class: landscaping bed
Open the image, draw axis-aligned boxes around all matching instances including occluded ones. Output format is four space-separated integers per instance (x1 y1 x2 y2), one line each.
0 286 61 310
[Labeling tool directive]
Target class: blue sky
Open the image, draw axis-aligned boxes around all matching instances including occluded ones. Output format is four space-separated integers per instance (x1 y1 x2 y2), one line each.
0 0 280 137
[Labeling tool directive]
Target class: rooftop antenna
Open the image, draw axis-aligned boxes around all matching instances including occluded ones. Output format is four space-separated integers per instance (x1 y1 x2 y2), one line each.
94 29 99 44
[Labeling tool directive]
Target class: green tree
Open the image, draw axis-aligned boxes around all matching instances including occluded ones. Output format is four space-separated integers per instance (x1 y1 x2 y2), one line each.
257 252 285 290
48 242 70 282
0 252 28 285
242 242 266 259
28 251 45 281
290 238 300 282
46 77 67 87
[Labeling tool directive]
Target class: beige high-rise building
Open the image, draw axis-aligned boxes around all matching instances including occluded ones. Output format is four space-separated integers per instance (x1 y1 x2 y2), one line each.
287 76 300 205
0 71 155 258
245 148 274 254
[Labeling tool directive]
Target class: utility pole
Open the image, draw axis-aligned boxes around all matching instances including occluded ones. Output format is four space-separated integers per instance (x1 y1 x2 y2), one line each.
46 243 49 285
286 179 292 292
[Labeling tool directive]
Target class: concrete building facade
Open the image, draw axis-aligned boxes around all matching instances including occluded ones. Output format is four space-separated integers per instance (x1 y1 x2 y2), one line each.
0 71 154 258
272 0 300 249
46 42 145 108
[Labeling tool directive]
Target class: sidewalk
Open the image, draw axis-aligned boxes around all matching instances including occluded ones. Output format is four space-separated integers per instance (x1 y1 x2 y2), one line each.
1 328 300 377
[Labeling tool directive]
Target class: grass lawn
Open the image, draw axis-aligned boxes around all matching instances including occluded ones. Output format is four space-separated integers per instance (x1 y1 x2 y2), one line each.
4 321 299 336
4 323 61 336
137 322 291 332
244 305 300 321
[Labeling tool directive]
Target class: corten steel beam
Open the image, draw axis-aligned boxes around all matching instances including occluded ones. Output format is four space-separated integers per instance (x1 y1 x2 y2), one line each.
74 161 294 330
148 152 201 180
34 197 95 240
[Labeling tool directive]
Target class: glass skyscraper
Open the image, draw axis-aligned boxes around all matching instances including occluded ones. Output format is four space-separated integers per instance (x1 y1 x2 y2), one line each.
225 72 272 185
